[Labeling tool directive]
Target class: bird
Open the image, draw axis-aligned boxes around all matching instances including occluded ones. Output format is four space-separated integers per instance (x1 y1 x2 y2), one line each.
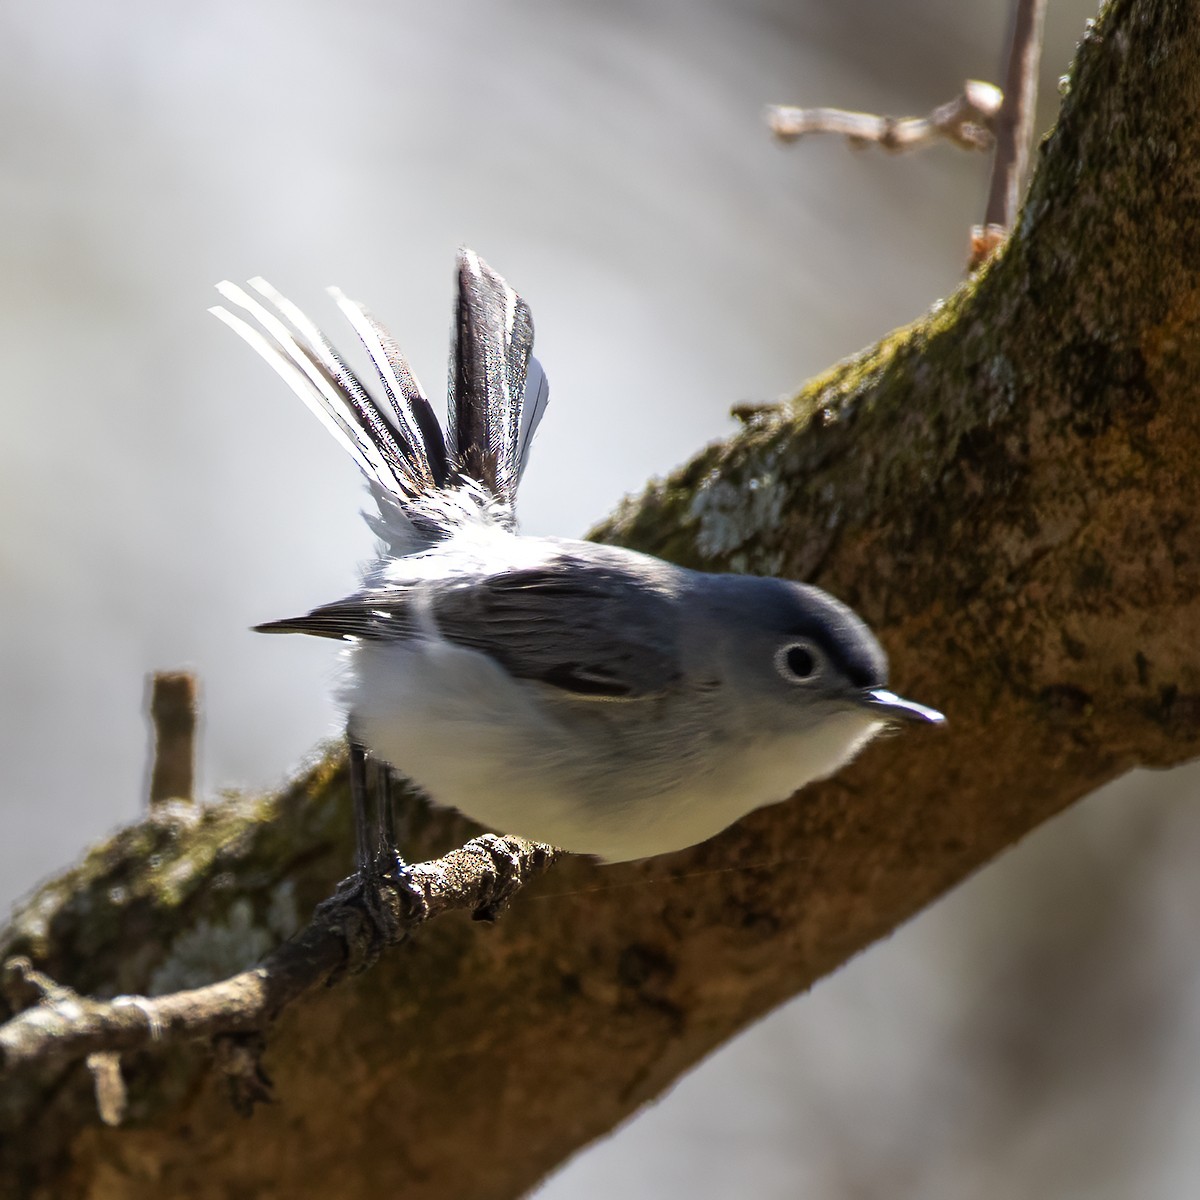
211 249 943 868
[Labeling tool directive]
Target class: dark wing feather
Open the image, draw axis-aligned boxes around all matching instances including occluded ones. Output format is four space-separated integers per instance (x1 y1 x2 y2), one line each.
257 558 681 700
253 604 405 640
431 562 680 699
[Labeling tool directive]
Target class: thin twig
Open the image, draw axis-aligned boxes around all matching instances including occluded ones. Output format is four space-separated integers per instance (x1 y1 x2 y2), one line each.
983 0 1050 229
147 670 198 807
765 80 1003 153
1 956 66 1013
86 1052 128 1126
0 835 558 1100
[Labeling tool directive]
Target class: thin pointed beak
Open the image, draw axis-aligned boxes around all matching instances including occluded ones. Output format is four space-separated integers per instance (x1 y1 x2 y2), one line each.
860 688 945 726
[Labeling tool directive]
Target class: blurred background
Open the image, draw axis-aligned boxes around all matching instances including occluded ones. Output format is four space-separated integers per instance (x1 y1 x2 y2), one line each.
5 0 1199 1195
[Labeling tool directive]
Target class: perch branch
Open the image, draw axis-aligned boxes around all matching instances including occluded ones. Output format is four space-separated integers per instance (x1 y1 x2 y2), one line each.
0 835 557 1090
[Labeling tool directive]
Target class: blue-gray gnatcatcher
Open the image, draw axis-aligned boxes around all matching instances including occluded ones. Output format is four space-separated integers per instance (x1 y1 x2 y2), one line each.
212 250 942 865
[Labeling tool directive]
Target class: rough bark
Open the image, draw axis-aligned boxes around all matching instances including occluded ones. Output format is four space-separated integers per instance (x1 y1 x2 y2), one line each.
2 0 1198 1195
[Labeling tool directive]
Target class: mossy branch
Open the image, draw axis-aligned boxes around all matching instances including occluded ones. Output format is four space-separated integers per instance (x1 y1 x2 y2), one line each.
0 835 556 1086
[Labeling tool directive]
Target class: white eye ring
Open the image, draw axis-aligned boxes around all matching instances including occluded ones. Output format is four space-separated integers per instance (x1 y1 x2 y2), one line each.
774 641 823 684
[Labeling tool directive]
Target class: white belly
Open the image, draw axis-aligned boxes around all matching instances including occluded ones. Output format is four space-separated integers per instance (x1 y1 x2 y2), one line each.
347 637 881 862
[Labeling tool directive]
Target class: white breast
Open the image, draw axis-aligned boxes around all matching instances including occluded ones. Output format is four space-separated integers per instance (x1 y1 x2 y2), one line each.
346 632 883 862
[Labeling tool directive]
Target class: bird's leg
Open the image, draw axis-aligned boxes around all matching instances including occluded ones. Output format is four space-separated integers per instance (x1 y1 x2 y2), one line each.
329 737 410 958
367 752 406 875
349 737 374 878
350 737 405 880
315 738 413 974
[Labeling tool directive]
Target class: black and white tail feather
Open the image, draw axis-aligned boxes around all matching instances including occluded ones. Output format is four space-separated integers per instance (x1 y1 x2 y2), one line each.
210 247 549 561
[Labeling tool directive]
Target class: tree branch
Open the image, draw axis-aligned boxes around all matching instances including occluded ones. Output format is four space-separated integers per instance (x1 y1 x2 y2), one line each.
2 1 1197 1196
974 0 1050 264
1 834 556 1082
765 80 1002 152
984 0 1050 228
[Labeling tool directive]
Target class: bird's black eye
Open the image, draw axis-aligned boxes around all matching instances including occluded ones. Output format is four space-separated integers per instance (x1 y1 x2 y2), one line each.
775 641 822 683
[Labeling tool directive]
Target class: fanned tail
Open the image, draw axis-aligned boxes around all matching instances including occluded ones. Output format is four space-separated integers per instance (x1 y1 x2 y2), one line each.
211 249 550 557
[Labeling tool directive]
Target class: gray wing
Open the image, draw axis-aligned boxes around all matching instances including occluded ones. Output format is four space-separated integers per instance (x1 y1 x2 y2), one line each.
257 558 681 700
433 562 681 698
